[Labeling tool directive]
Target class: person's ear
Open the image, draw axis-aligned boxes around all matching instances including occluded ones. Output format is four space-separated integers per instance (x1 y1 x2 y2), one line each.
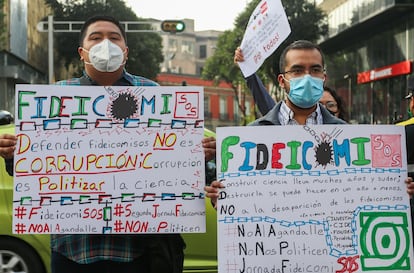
78 47 84 61
125 46 129 60
278 74 286 90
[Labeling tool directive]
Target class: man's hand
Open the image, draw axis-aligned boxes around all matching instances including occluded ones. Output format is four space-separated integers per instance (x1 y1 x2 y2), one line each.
0 134 17 159
202 136 216 161
406 176 414 198
204 180 225 209
234 47 244 64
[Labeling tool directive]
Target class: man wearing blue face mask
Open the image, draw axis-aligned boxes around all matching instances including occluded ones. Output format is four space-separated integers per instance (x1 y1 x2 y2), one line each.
206 40 347 208
234 47 348 121
206 40 414 247
249 40 346 126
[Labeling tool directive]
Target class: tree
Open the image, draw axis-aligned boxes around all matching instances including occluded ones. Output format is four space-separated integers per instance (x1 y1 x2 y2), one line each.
202 0 328 122
202 29 255 125
43 0 163 80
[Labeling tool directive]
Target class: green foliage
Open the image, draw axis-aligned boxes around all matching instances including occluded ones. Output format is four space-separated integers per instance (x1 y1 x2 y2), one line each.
203 0 328 85
202 29 252 125
202 30 242 85
43 0 163 80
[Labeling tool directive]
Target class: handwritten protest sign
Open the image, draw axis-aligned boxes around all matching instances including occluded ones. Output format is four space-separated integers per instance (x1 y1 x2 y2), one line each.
13 84 205 234
238 0 291 77
216 125 413 273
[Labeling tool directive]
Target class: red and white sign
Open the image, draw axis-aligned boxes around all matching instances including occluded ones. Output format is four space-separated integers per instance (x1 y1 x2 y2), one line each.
357 60 412 84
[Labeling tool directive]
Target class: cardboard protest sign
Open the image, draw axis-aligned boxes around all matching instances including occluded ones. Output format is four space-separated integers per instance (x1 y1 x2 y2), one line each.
238 0 291 77
216 125 413 273
13 84 205 234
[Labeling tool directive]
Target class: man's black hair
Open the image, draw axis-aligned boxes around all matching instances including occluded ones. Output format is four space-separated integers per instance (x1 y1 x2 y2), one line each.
79 15 127 46
279 40 325 73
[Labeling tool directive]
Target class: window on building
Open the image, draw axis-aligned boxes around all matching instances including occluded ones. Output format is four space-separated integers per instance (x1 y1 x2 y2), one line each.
245 100 251 117
181 40 194 55
219 96 228 120
168 38 178 52
199 45 207 59
233 98 239 122
204 95 211 118
198 66 204 75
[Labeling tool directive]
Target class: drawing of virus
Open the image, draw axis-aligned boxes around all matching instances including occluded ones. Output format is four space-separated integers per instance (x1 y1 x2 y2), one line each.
108 92 139 121
314 140 333 168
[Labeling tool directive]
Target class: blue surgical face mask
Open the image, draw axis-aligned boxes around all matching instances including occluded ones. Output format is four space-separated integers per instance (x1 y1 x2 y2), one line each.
286 74 324 108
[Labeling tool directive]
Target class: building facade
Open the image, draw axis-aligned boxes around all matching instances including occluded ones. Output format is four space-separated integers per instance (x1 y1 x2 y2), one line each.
0 10 246 129
318 0 414 124
156 73 255 131
152 18 223 76
153 19 250 130
0 0 50 114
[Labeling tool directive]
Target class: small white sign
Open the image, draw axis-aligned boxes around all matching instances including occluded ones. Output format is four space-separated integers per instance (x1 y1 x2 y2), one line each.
238 0 291 77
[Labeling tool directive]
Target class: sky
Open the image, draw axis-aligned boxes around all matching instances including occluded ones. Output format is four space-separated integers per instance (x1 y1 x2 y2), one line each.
125 0 250 31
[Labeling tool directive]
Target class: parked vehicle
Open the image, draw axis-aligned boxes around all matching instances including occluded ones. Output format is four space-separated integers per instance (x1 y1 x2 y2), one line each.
0 113 217 273
0 121 51 273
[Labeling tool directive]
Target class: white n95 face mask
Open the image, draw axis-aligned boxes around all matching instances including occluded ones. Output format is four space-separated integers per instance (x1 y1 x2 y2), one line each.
83 39 126 72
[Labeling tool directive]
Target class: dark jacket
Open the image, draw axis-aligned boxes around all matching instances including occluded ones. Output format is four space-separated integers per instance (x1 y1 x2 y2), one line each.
249 101 347 126
245 73 275 116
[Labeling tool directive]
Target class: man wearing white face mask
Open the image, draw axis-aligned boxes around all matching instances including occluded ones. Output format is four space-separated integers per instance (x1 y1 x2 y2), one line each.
56 15 135 86
82 39 127 73
0 15 217 273
53 15 215 273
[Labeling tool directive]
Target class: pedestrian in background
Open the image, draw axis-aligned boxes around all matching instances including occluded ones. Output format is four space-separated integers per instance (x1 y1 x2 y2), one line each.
320 85 349 122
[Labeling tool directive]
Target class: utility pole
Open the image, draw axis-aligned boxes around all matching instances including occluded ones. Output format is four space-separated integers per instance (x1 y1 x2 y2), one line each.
47 16 54 84
343 74 352 119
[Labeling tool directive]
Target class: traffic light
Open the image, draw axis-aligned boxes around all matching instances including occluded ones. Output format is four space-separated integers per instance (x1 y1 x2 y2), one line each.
161 20 185 33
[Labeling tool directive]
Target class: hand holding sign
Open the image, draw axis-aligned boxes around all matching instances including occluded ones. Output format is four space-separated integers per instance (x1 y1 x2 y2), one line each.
238 0 291 77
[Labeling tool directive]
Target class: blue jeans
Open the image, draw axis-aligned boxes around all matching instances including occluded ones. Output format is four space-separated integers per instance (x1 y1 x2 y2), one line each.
51 252 149 273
